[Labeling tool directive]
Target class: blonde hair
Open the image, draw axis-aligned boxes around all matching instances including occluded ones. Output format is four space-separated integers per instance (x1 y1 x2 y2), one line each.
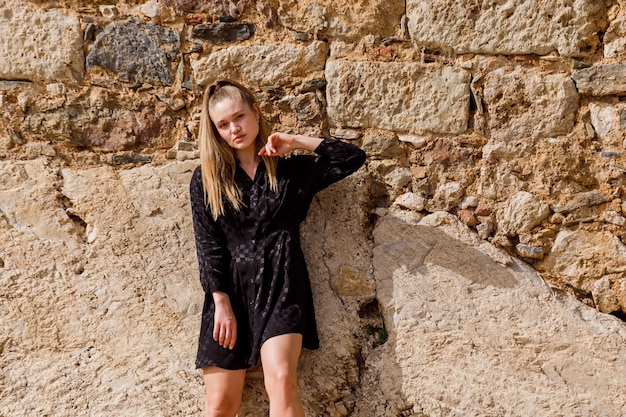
198 79 278 219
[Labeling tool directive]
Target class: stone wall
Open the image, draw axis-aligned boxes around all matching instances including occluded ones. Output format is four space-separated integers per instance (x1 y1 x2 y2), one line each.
1 0 626 416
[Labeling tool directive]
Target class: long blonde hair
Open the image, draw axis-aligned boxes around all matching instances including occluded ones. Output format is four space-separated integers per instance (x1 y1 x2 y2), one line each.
198 79 278 219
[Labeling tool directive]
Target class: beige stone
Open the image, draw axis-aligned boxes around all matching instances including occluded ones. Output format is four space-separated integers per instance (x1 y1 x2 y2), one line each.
407 0 603 56
326 60 470 134
482 67 579 145
0 0 84 82
190 41 329 87
374 213 626 417
276 0 404 41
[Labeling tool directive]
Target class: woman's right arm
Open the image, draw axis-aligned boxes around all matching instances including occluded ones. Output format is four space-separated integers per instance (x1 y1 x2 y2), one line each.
189 168 229 294
189 168 237 349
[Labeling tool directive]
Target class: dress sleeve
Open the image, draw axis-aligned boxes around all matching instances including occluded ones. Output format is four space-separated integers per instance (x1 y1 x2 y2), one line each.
308 138 367 193
189 167 230 294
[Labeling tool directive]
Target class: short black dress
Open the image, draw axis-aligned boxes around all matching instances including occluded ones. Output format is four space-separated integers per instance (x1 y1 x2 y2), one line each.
190 138 366 370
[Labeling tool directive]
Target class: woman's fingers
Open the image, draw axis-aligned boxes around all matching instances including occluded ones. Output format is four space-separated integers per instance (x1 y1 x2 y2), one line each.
215 324 237 349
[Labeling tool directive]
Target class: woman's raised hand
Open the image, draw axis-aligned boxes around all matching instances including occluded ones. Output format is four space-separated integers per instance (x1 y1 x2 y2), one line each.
259 133 325 157
258 132 297 157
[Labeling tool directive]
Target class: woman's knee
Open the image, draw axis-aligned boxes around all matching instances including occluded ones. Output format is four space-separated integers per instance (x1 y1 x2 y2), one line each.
264 366 298 397
204 393 242 417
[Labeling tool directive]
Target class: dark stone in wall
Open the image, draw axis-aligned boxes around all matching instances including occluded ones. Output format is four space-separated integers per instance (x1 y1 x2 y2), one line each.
571 63 626 96
191 22 255 43
87 18 180 86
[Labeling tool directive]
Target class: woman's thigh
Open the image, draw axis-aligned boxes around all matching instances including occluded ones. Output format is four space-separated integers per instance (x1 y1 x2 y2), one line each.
260 333 303 380
202 366 246 416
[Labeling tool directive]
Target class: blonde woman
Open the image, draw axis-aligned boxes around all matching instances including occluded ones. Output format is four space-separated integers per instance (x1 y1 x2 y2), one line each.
189 79 366 417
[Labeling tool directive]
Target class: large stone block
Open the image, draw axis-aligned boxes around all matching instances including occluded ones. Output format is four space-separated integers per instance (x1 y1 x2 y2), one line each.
0 0 84 82
190 41 329 87
406 0 603 56
326 60 470 134
87 18 180 86
374 211 626 416
276 0 405 41
482 67 579 144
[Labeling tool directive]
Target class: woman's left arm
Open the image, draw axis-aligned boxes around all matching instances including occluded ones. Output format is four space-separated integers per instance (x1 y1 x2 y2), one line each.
260 132 366 192
258 133 323 156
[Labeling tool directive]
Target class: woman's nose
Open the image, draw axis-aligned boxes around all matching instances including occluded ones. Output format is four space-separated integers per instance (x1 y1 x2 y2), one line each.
230 123 240 133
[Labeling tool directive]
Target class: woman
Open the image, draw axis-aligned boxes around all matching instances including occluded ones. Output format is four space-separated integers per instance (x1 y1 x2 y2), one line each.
189 79 366 417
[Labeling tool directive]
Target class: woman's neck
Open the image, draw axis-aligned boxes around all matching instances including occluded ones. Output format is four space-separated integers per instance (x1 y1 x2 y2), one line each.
236 148 260 179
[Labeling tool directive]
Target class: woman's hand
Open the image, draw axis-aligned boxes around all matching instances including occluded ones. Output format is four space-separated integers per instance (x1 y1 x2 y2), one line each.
258 133 323 157
212 291 237 350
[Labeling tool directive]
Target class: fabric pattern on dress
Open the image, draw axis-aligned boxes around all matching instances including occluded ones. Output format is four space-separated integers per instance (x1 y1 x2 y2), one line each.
190 138 366 370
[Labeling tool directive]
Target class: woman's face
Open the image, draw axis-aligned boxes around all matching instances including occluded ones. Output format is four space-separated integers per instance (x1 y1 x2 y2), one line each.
209 97 260 154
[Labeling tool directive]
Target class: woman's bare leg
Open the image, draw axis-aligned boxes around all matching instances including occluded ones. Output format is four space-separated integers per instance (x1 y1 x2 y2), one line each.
202 366 246 417
260 333 305 417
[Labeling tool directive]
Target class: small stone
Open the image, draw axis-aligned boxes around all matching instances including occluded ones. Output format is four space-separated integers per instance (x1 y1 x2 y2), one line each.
516 244 544 260
601 151 619 158
191 23 256 43
362 130 404 158
476 222 493 239
434 181 464 209
383 168 412 190
166 148 177 159
84 23 96 42
176 140 195 151
111 154 153 165
459 196 479 210
298 78 326 94
176 150 198 160
330 128 362 140
294 32 309 41
289 93 322 123
398 134 427 148
553 191 609 214
7 128 23 145
500 191 550 236
99 5 118 19
603 210 626 226
585 123 595 139
457 209 478 227
140 0 161 18
393 192 425 212
572 64 626 96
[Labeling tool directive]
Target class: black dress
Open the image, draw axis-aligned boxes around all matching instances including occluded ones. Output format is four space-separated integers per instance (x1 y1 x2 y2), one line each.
190 138 366 370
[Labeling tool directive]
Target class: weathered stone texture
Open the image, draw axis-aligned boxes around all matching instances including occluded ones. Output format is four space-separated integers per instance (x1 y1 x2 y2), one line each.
326 60 471 134
374 212 626 416
276 0 405 41
482 67 579 144
0 0 84 82
3 1 626 416
407 0 603 56
0 160 203 416
190 41 329 87
572 64 626 96
87 19 180 86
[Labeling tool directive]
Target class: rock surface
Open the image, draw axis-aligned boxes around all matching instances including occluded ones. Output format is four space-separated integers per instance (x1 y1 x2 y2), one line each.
2 1 626 416
0 0 84 82
406 0 604 56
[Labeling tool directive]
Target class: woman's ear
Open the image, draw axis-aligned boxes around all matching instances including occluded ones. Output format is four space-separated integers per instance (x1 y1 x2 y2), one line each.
253 103 261 122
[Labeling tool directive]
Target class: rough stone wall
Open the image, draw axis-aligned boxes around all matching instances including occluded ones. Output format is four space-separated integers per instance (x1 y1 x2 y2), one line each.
1 0 626 416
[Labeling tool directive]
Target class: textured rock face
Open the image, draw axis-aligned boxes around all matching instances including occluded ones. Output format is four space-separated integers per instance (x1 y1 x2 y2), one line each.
87 18 180 86
0 0 84 82
374 212 626 416
326 61 470 134
2 1 626 416
276 0 405 41
406 0 604 56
